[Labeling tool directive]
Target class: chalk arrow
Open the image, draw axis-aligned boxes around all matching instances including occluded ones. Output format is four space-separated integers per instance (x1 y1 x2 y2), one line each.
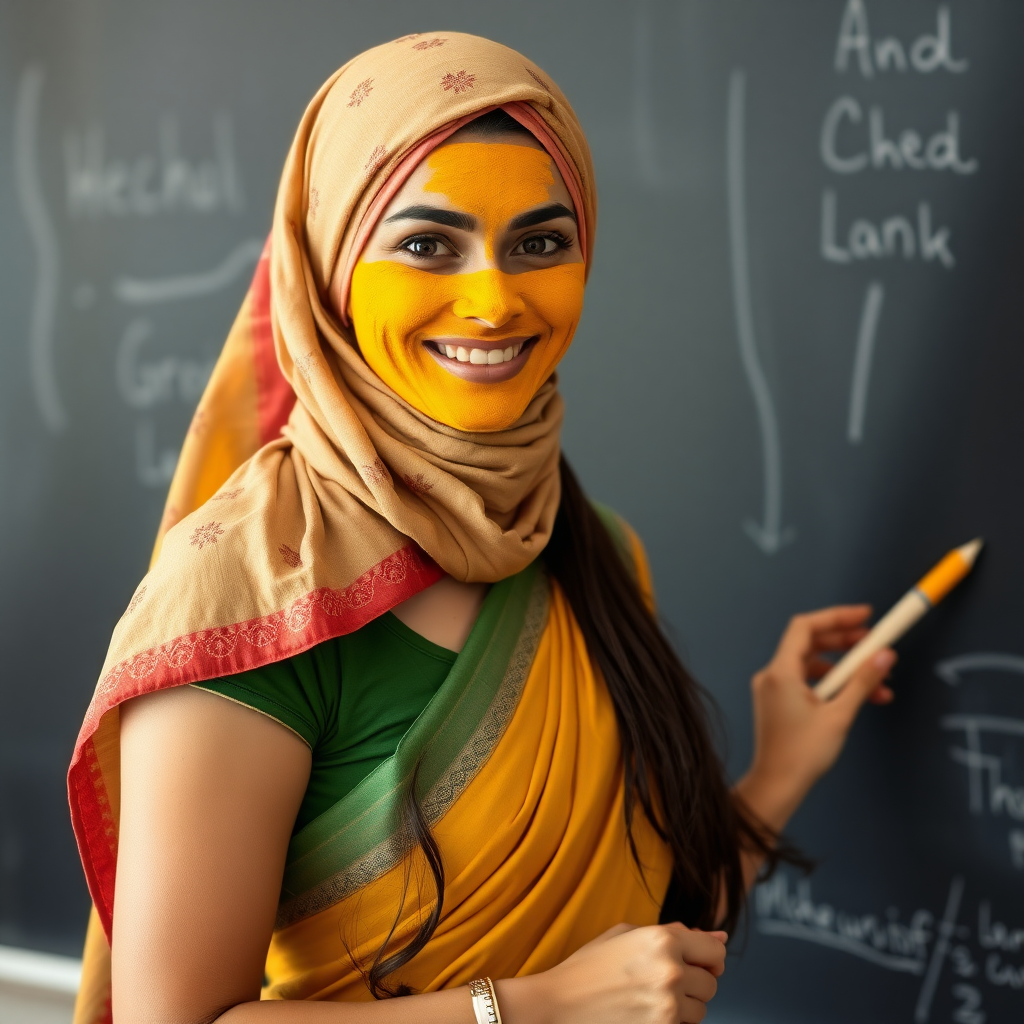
935 652 1024 686
727 70 794 555
744 520 796 555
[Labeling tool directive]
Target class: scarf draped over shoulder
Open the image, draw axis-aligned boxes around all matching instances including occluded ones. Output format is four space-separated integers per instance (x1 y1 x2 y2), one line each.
70 31 596 942
69 34 674 1024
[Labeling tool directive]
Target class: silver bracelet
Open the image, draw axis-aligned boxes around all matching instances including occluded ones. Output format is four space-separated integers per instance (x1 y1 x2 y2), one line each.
468 977 503 1024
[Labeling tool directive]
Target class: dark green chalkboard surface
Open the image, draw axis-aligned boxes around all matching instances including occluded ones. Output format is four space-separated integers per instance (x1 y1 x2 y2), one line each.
1 2 1021 1020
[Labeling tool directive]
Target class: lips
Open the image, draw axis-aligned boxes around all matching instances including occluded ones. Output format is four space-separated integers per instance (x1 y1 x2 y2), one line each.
424 336 537 383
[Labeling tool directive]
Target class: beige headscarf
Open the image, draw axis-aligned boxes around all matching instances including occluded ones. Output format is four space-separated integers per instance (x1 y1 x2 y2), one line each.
71 31 597 942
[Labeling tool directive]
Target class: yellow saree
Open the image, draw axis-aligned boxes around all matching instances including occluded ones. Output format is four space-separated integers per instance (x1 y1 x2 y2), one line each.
266 541 670 1001
70 31 671 1022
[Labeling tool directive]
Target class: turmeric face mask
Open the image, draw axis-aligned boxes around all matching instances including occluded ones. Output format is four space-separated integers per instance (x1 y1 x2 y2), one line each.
349 140 585 432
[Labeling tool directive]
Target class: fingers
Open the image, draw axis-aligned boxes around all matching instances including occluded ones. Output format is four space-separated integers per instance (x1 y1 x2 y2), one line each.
774 606 872 668
869 684 895 704
833 648 897 721
672 964 718 1023
678 994 710 1023
679 964 718 1003
805 655 837 680
673 925 727 974
806 625 869 653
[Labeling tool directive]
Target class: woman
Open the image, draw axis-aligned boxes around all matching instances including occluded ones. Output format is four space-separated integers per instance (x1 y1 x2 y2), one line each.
69 32 895 1024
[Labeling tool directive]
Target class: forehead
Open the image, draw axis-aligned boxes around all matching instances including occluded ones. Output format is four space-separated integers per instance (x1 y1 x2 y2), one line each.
391 138 570 216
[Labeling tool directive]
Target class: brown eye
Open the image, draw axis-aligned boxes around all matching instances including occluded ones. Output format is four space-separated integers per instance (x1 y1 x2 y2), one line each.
516 233 566 257
522 236 551 255
407 238 439 257
400 235 455 259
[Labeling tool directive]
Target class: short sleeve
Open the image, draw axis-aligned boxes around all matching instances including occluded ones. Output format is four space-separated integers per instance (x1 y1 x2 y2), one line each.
194 653 327 749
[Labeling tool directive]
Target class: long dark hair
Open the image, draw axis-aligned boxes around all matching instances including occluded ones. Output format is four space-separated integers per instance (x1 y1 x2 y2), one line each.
362 455 803 997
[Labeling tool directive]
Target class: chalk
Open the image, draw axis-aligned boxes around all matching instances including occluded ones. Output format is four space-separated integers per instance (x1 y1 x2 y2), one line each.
814 539 983 701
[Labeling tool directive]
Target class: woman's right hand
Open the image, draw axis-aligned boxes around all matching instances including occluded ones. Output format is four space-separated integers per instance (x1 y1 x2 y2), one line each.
501 922 727 1024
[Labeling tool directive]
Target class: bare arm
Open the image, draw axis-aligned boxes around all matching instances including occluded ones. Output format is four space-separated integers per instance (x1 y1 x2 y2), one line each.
115 686 482 1024
116 686 724 1024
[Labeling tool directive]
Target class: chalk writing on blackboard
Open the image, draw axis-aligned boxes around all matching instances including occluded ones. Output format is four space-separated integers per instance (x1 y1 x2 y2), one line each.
115 318 215 410
757 872 1022 1021
111 237 261 488
943 714 1024 870
834 2 967 78
64 115 244 218
826 2 977 447
14 57 253 489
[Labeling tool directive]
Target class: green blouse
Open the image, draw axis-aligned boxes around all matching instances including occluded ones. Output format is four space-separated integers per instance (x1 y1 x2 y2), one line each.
194 611 457 832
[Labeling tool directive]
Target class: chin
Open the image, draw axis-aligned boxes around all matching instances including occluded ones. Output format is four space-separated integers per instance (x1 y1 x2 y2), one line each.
429 397 529 434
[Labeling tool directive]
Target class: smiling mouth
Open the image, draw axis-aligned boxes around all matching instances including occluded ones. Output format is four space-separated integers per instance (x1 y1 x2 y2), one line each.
425 336 537 382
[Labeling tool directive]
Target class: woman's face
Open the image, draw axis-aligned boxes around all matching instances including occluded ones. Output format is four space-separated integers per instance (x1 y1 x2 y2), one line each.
348 130 585 432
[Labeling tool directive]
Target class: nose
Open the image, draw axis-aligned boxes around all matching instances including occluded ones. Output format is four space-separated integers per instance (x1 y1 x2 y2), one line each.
451 270 526 329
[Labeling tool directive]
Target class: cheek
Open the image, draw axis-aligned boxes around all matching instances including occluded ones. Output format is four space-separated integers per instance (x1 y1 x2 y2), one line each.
520 264 586 333
349 261 454 348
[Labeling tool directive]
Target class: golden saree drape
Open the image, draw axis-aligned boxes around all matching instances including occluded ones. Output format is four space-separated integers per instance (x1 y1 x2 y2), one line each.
264 554 672 1001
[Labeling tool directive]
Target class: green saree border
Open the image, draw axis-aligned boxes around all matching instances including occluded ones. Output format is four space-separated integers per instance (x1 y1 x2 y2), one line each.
276 559 549 928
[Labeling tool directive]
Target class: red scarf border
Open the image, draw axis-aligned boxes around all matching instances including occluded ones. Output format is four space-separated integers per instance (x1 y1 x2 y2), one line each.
69 543 443 937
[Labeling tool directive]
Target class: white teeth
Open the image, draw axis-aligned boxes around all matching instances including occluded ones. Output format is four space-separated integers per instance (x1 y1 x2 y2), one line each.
439 343 526 364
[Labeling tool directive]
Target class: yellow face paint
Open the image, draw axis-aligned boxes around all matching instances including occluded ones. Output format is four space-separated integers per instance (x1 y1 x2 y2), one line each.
350 142 585 433
423 143 555 259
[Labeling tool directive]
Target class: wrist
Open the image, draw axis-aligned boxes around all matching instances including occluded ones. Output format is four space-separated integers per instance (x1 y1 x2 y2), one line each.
493 972 555 1024
734 764 813 834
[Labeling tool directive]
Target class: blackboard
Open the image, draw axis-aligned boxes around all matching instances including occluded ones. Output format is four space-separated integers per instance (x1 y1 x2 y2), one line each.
1 2 1022 1021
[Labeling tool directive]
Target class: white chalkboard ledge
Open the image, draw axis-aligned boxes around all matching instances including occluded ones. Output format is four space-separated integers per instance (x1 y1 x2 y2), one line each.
0 944 80 1024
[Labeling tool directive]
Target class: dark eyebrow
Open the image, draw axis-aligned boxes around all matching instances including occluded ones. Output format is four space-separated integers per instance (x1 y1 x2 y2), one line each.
383 205 475 231
508 203 577 231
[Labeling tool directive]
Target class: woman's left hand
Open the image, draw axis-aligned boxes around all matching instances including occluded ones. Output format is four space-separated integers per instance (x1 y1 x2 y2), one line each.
737 605 896 832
